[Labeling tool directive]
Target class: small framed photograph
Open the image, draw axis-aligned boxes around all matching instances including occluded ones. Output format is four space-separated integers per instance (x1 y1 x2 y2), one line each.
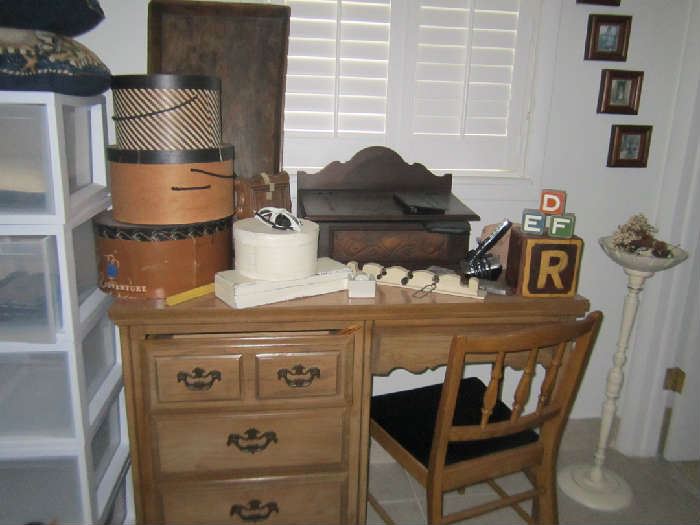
597 69 643 114
585 14 632 61
607 125 652 167
577 0 621 5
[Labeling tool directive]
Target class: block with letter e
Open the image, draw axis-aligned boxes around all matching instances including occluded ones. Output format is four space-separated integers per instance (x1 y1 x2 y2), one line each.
506 226 583 297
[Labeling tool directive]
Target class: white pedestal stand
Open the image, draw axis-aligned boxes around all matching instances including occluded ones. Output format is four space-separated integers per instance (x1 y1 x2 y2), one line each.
558 236 688 511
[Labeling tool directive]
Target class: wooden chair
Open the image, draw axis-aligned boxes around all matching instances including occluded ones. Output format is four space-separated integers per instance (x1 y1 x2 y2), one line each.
369 311 603 525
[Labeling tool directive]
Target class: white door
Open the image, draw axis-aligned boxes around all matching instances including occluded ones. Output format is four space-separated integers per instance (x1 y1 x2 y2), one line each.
664 226 700 461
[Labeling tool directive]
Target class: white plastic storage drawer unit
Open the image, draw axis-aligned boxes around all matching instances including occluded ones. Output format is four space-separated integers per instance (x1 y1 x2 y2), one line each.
0 91 130 524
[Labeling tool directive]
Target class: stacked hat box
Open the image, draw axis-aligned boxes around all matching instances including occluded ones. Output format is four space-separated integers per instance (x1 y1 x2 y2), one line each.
96 74 234 299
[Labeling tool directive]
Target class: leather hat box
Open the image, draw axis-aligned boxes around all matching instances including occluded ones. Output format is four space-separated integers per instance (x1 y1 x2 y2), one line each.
107 145 235 225
111 74 222 150
234 171 291 219
94 211 232 299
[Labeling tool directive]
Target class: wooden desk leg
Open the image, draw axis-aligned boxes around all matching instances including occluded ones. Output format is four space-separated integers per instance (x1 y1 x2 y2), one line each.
358 321 375 524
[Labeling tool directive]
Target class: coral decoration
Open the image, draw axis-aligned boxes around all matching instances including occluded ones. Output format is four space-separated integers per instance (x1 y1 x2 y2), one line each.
611 214 670 258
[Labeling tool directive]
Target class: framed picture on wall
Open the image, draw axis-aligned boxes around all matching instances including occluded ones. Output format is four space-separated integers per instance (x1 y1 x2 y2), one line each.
577 0 621 5
607 125 652 167
597 69 643 114
585 14 632 61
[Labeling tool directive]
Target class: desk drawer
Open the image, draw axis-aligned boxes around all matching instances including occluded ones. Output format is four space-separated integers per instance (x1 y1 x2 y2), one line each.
155 408 346 474
160 473 345 525
154 354 242 403
256 351 344 400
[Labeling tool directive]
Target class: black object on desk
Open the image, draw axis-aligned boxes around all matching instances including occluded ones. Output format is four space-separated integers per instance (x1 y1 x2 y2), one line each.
296 147 480 271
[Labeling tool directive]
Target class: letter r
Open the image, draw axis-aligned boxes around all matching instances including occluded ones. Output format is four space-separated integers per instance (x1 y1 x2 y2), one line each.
536 250 568 289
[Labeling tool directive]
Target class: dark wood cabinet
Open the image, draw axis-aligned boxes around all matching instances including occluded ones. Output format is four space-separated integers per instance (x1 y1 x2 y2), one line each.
297 147 480 270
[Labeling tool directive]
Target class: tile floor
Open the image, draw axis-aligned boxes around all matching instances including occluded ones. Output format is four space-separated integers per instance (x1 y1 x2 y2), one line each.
367 418 700 525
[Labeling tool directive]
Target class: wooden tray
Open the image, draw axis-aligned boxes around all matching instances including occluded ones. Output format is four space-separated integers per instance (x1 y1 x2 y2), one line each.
148 0 289 179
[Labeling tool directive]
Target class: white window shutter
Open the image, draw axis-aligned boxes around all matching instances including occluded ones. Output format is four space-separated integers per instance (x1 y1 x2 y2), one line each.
395 0 534 174
283 0 391 170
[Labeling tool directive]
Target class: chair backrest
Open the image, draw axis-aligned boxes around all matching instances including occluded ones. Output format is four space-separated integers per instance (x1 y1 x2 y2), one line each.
430 311 602 467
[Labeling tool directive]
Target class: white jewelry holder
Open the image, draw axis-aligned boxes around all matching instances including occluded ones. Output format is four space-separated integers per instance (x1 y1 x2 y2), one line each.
347 262 485 299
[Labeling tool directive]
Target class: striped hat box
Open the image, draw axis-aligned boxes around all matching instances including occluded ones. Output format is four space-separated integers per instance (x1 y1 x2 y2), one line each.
112 74 222 151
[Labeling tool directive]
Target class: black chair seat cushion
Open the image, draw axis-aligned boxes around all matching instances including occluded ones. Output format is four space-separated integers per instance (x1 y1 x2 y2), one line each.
371 377 539 467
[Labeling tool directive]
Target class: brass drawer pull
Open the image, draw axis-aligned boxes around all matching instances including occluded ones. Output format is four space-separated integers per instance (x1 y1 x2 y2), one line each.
227 428 278 454
230 499 279 522
277 364 320 388
176 367 221 391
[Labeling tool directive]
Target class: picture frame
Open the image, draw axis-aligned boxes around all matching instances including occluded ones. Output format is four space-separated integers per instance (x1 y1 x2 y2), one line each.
585 14 632 61
607 125 652 167
577 0 621 6
597 69 643 114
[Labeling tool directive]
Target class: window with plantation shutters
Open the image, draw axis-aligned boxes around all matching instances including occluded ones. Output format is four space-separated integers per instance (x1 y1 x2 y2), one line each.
262 0 538 176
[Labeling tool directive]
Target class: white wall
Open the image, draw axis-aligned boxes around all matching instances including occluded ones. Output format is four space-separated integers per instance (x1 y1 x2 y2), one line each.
79 0 698 457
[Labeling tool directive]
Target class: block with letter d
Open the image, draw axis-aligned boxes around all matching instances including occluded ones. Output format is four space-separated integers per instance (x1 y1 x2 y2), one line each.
506 225 583 297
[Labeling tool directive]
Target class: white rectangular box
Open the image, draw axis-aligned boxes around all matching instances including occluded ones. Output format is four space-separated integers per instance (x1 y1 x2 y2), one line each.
0 235 61 343
0 457 83 525
0 352 74 438
216 257 350 308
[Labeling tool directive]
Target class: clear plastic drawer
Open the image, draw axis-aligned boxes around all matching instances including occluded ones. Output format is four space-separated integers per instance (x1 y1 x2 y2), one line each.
83 311 117 401
104 468 129 524
0 352 74 438
0 235 61 343
63 104 95 194
0 104 54 215
0 457 82 525
73 218 100 304
91 394 122 486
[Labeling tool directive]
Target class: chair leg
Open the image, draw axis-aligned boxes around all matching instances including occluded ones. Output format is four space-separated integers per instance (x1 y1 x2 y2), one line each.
533 463 558 525
368 492 396 525
426 481 443 525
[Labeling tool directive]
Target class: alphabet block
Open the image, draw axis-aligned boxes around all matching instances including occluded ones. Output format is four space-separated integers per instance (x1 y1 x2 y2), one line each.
548 214 576 238
506 226 582 297
521 209 546 235
540 189 567 215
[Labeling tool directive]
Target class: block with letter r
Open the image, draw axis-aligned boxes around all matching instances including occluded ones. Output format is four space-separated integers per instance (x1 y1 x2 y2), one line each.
506 226 583 297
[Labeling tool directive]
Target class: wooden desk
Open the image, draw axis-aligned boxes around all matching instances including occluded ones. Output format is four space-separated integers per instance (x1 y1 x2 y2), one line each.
111 287 588 525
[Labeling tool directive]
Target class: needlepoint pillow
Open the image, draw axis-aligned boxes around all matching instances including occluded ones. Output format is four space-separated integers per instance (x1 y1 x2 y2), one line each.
0 28 111 96
0 0 105 37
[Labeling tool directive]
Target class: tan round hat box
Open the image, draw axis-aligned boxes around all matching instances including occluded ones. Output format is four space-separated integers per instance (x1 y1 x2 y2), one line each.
108 145 235 225
94 211 232 299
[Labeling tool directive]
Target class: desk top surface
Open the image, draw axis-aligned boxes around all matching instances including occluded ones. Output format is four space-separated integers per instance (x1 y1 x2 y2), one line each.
109 285 589 326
